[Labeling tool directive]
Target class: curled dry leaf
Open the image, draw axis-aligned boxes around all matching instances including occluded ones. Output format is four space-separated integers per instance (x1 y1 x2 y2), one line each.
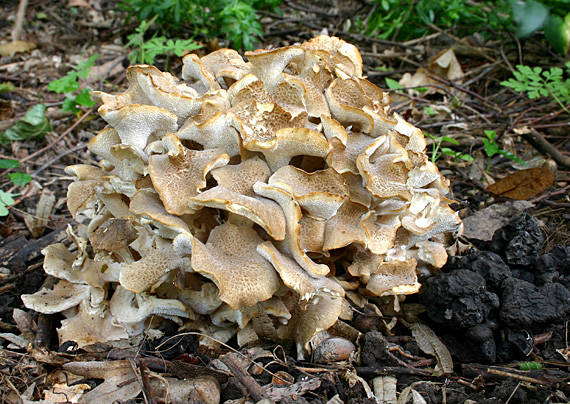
410 322 454 374
486 165 555 200
22 35 462 358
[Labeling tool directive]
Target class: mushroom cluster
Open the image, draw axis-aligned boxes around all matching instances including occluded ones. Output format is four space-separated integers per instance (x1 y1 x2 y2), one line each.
22 36 462 357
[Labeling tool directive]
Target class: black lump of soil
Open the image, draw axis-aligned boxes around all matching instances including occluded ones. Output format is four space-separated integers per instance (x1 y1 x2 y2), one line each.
417 213 570 363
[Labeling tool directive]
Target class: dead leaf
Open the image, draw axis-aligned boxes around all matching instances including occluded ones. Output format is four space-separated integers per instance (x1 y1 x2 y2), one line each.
428 48 464 81
398 386 428 404
68 0 91 7
372 376 397 403
43 382 91 403
63 360 142 403
399 48 464 95
486 166 555 200
0 41 36 57
151 376 220 404
462 200 534 241
24 190 56 238
410 323 453 374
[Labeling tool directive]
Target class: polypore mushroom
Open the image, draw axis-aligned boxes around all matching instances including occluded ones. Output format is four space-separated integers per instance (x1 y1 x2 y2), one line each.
23 35 462 358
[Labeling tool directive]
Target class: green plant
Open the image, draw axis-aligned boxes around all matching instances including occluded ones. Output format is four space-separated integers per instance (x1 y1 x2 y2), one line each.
360 0 511 42
500 63 570 113
0 158 31 216
0 104 51 144
121 0 281 50
47 54 99 114
511 0 570 54
425 133 473 163
482 130 524 171
125 19 201 65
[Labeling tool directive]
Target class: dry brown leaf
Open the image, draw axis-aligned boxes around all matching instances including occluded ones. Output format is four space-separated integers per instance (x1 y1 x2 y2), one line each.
0 41 36 57
410 322 453 374
486 166 555 200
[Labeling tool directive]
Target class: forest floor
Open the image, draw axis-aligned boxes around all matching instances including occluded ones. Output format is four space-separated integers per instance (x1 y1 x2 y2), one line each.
0 0 569 403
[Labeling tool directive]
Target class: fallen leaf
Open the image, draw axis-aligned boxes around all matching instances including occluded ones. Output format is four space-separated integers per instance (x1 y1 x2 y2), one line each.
399 48 464 95
0 41 36 57
63 360 142 403
410 323 453 374
462 200 534 241
372 376 397 403
487 166 555 200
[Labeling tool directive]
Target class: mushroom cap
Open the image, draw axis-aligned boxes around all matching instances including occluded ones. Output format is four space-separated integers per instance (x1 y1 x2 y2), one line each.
148 134 229 215
254 182 330 277
365 259 420 296
190 223 281 310
98 104 178 156
21 280 91 314
129 189 190 235
89 218 137 252
268 165 348 220
256 127 330 172
58 303 129 348
177 112 242 158
118 242 190 293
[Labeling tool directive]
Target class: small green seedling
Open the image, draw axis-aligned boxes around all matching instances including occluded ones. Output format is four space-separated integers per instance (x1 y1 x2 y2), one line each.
518 361 543 371
482 130 524 171
47 54 99 114
125 20 202 65
425 132 473 163
501 63 570 113
0 158 31 217
0 104 51 144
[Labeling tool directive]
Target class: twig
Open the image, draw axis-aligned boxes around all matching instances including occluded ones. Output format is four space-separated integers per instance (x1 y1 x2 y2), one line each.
486 368 546 385
221 353 270 402
139 360 157 404
504 381 521 404
11 0 28 42
522 129 570 168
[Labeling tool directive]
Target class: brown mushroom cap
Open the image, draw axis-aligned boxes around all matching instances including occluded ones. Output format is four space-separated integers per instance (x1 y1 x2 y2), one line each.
190 223 281 310
98 104 178 156
254 182 330 277
365 259 421 296
268 165 348 220
149 134 229 215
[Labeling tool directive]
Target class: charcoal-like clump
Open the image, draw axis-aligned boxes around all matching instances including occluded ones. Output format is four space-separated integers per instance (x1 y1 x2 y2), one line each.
490 213 544 266
420 269 499 328
499 278 570 328
466 251 511 290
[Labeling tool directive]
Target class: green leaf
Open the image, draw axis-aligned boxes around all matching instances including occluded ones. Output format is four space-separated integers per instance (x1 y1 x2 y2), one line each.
76 54 99 78
385 77 403 90
423 106 436 115
24 104 48 126
512 0 549 38
47 74 79 94
62 96 80 114
483 138 499 158
0 159 20 169
0 190 16 206
544 13 570 55
441 136 459 145
0 82 17 93
0 104 51 144
75 88 95 107
6 172 32 186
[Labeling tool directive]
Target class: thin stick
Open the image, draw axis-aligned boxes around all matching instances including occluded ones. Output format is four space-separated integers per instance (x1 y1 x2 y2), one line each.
11 0 28 42
221 353 270 402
